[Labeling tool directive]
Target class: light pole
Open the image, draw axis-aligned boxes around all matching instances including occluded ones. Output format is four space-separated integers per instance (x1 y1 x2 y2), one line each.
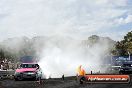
111 53 113 65
128 51 130 61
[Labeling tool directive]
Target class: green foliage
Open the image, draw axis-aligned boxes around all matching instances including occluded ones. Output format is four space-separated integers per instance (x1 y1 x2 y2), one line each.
114 31 132 56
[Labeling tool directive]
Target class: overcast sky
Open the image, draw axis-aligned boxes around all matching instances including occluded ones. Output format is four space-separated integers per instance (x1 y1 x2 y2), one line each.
0 0 132 41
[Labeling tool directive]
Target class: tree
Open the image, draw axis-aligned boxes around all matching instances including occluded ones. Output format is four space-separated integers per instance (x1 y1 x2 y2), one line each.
114 31 132 56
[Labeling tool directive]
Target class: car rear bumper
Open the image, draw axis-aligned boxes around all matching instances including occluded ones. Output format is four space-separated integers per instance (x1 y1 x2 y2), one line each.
119 70 132 74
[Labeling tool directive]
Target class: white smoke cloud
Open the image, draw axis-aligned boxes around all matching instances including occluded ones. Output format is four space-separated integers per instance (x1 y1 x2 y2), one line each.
38 36 113 78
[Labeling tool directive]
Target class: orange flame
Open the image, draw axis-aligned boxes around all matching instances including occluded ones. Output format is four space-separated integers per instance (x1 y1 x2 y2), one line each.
77 65 86 76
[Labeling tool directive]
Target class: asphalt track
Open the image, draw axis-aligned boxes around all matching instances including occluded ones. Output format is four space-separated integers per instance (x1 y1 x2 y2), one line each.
0 78 132 88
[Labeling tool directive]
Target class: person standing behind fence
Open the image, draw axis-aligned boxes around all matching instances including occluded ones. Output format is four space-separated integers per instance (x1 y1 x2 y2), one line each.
1 64 3 70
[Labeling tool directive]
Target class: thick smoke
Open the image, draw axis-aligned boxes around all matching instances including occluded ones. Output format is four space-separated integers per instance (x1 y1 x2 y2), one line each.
0 35 114 78
38 35 113 78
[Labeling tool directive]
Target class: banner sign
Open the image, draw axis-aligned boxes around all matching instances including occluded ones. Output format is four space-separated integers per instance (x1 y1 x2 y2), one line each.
85 75 130 83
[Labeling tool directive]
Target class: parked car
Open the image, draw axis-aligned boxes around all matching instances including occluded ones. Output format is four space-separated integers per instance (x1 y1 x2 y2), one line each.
119 64 132 74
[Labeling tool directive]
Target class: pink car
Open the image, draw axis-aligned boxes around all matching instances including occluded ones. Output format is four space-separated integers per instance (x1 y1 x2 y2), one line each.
14 63 42 81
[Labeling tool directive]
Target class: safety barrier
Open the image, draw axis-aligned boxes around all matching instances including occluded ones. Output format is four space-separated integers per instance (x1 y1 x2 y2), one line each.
0 70 15 79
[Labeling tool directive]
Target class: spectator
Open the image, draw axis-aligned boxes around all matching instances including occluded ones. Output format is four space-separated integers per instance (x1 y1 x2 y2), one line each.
62 74 64 80
1 64 3 70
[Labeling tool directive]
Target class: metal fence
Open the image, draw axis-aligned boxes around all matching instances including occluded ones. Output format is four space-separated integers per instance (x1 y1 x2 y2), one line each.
0 70 15 79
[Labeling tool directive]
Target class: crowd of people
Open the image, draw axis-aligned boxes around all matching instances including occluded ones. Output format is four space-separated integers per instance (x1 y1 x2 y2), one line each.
0 60 15 70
